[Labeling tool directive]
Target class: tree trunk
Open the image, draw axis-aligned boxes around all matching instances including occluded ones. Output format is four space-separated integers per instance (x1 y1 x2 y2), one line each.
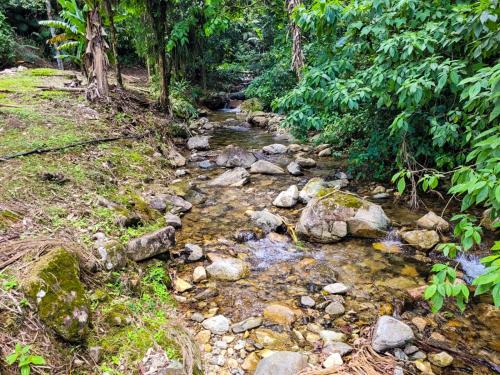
145 0 171 114
84 6 109 101
45 0 64 70
103 0 123 88
287 0 304 78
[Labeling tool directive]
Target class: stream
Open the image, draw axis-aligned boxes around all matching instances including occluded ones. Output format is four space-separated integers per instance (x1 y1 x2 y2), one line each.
169 111 498 375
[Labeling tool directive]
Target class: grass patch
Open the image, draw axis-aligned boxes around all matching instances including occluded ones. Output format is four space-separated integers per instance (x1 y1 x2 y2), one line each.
25 68 65 77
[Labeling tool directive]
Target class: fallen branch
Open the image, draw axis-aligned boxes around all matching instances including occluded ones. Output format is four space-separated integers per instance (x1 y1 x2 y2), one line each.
0 133 148 162
0 104 20 108
36 86 85 92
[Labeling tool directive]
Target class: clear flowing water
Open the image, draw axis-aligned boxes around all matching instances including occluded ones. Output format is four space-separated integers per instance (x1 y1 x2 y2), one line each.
172 111 498 373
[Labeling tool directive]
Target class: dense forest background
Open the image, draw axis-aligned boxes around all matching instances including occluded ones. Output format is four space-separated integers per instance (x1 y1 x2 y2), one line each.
1 0 499 312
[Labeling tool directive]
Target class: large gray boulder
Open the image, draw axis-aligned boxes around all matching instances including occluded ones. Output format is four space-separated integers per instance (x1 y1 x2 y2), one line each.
371 316 414 352
126 226 176 261
255 351 308 375
250 160 285 175
187 136 210 150
206 256 250 281
208 167 250 187
296 190 390 242
216 145 256 168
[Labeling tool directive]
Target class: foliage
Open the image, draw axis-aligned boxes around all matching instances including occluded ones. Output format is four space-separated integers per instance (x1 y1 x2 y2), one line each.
424 263 470 313
0 11 15 68
5 344 46 375
38 0 87 65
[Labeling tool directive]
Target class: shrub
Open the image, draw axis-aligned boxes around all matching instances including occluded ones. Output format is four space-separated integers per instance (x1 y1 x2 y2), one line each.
0 11 15 68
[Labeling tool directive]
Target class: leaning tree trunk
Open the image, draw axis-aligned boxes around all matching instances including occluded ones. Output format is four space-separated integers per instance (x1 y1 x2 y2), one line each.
103 0 123 88
84 7 109 101
287 0 304 78
45 0 63 70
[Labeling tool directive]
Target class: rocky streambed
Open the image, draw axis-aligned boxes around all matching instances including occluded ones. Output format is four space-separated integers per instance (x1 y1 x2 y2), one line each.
154 110 498 375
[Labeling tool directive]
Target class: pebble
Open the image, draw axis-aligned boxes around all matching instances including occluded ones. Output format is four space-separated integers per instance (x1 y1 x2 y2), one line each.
193 266 207 283
323 353 343 368
196 330 211 344
300 295 315 307
185 243 204 261
320 330 346 343
325 301 345 316
231 317 262 333
411 317 428 332
429 351 453 367
202 315 231 335
323 282 350 294
174 277 193 293
191 312 205 322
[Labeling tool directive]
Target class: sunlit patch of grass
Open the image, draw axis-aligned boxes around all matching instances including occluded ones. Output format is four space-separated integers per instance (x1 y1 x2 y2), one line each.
25 68 64 77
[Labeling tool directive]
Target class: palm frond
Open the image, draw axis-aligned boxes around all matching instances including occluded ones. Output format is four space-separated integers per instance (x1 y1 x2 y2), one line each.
56 41 80 51
47 33 72 44
38 20 77 34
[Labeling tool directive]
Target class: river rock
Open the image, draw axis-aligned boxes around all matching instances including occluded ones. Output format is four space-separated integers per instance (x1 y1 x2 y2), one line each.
174 277 192 293
296 156 316 168
193 266 207 283
231 317 262 333
208 167 250 187
263 303 300 325
164 213 182 229
320 330 346 343
300 296 315 307
21 248 90 342
254 328 291 349
149 194 192 214
323 283 350 294
429 351 453 367
126 226 175 261
273 185 299 208
296 190 390 242
288 144 303 153
216 145 257 168
250 160 285 175
185 243 203 261
254 351 308 375
95 240 126 271
401 230 439 250
202 315 231 335
262 144 288 154
323 353 343 368
416 211 450 231
371 316 414 352
249 209 283 233
299 178 326 203
318 148 332 157
323 341 353 356
251 115 269 127
187 135 210 150
287 161 303 175
206 256 250 281
168 147 186 167
197 160 215 169
325 301 345 316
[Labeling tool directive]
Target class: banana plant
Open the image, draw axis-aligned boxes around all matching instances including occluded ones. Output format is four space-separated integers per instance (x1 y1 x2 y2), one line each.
39 0 87 65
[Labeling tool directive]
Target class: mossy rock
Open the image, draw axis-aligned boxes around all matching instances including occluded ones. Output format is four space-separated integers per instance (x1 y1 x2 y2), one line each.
104 303 132 327
240 98 264 112
316 188 363 209
22 247 90 342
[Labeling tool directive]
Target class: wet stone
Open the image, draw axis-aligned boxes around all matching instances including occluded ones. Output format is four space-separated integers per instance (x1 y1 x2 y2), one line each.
231 317 263 333
325 301 345 316
323 283 350 295
371 316 414 352
300 296 315 307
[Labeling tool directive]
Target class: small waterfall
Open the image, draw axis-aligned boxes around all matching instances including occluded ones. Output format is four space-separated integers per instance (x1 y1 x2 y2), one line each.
456 253 486 283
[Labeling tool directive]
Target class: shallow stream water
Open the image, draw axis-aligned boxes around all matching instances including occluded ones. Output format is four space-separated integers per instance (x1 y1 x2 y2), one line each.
171 111 498 374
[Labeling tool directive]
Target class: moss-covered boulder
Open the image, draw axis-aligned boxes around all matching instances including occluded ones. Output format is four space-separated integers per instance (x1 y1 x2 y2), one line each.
22 247 90 342
296 189 390 243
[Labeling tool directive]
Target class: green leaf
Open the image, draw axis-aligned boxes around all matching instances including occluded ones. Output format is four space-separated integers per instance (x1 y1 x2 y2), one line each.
5 353 18 365
397 178 406 194
424 284 437 299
